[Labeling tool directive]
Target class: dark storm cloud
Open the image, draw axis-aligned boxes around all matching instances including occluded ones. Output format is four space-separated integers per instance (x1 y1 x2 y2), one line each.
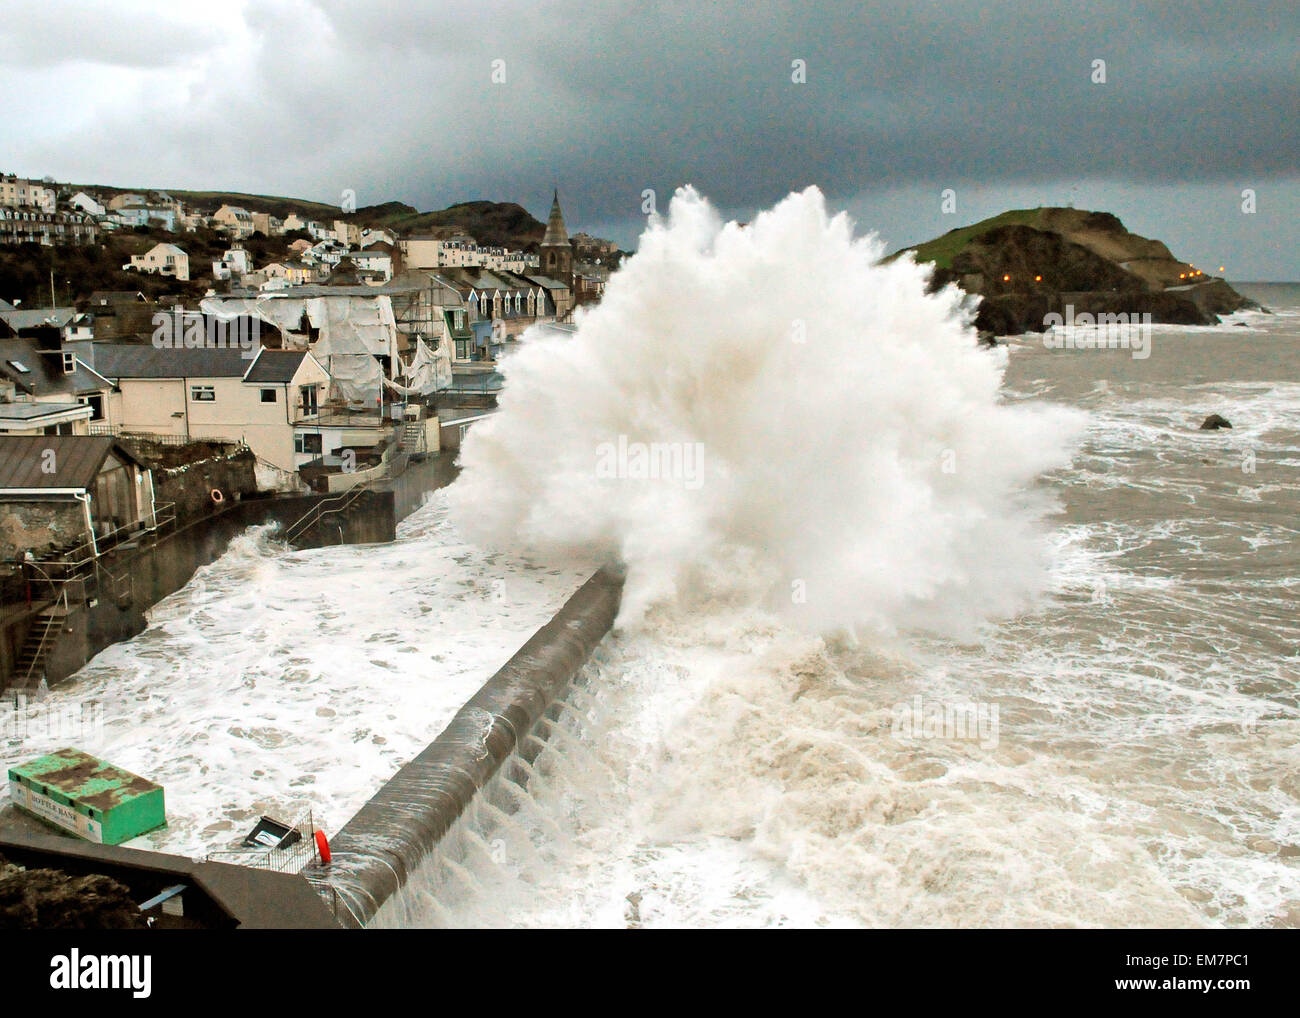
301 0 1299 217
1 0 1295 270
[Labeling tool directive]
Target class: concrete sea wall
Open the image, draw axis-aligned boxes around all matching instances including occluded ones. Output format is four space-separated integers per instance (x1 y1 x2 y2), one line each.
310 565 623 928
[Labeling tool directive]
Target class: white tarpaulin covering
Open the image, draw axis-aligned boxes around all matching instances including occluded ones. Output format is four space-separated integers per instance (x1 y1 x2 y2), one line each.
383 337 452 396
201 294 399 404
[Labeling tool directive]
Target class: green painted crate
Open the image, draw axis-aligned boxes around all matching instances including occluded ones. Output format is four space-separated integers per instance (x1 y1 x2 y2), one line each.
7 748 166 845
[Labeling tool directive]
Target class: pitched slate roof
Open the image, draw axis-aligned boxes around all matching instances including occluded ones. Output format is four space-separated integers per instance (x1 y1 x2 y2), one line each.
522 274 571 291
0 338 111 397
243 349 308 383
88 291 149 307
0 307 79 333
91 343 252 379
0 436 142 491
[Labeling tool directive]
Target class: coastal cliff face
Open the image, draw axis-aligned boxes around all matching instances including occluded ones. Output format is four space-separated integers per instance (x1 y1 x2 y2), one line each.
893 207 1260 335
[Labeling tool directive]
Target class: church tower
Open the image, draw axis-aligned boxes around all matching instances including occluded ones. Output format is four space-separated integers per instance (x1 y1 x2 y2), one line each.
539 189 573 286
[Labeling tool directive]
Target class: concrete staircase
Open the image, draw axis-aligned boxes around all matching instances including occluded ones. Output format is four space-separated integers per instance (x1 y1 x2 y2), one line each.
13 605 63 691
398 419 425 456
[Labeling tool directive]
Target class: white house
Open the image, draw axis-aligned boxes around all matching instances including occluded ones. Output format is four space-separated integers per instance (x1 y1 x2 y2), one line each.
308 240 348 267
212 246 254 281
92 344 332 474
213 205 255 239
348 248 393 282
0 333 115 434
125 243 190 281
69 192 106 217
360 227 396 248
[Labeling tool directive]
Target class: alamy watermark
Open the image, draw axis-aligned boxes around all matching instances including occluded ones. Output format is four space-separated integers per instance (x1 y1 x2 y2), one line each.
891 695 999 749
151 310 260 359
1042 305 1152 360
595 435 706 490
2 690 104 745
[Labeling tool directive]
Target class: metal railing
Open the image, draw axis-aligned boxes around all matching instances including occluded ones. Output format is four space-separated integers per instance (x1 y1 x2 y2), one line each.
88 424 192 445
39 503 177 579
205 811 322 874
282 477 372 545
22 583 69 688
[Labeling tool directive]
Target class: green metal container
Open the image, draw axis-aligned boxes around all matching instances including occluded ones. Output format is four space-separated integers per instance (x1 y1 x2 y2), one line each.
7 748 166 845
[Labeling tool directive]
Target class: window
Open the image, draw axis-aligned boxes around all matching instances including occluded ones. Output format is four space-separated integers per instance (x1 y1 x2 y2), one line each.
79 394 105 421
62 351 76 374
295 433 323 454
191 385 215 402
455 339 470 360
261 388 277 403
299 384 318 416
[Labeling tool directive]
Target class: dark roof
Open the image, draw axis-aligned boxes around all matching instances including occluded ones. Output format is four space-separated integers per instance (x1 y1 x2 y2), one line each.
91 343 252 379
0 338 111 397
0 307 78 333
0 436 143 491
244 349 308 383
522 274 571 291
88 291 149 307
437 266 538 294
0 402 89 423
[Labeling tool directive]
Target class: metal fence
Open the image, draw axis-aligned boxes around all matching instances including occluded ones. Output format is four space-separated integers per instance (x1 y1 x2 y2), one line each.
88 424 191 446
205 812 322 875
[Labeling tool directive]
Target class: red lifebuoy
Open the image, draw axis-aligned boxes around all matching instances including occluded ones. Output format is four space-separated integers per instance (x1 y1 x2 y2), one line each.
315 829 331 864
210 488 225 505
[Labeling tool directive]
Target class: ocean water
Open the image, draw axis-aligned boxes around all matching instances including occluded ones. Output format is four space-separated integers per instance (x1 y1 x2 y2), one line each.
1 496 596 859
405 249 1300 926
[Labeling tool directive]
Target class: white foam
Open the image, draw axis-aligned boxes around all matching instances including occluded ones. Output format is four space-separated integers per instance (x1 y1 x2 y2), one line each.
450 186 1084 639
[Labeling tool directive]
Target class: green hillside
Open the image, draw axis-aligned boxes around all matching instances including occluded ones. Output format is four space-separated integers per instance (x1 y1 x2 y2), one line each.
888 209 1043 269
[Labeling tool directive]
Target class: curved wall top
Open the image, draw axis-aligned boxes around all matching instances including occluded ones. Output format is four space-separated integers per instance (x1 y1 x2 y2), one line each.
310 565 623 927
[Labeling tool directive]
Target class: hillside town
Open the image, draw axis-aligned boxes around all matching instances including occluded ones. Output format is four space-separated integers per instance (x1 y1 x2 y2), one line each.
0 171 618 689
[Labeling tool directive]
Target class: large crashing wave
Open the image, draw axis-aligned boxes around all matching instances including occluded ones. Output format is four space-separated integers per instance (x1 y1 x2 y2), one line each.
449 186 1083 636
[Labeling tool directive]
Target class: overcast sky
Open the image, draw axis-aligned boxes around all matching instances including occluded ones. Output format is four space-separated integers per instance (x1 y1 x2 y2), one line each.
2 0 1296 277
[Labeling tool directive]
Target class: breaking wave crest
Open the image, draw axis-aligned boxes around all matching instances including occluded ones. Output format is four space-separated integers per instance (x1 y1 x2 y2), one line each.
450 186 1084 636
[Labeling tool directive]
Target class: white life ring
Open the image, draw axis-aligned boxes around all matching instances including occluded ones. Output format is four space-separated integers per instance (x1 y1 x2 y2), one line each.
210 489 225 505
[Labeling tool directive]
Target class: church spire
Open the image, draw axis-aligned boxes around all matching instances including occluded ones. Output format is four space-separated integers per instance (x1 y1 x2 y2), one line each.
542 188 570 248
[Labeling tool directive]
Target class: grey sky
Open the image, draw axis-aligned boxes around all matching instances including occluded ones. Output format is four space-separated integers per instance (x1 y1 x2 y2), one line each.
2 0 1296 277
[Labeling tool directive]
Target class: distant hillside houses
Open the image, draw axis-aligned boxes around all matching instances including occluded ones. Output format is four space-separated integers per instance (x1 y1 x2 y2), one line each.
0 207 98 246
0 174 56 212
111 203 179 231
3 176 606 324
400 235 538 273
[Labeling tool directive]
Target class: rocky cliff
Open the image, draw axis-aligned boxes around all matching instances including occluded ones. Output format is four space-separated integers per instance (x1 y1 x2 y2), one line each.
890 208 1261 335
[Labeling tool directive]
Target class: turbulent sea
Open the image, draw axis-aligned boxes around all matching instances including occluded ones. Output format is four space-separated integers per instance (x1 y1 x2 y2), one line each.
404 283 1300 929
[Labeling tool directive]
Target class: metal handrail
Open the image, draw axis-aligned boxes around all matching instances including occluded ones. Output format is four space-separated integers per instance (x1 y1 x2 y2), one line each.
23 584 69 687
39 504 177 577
283 476 372 544
314 486 369 533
